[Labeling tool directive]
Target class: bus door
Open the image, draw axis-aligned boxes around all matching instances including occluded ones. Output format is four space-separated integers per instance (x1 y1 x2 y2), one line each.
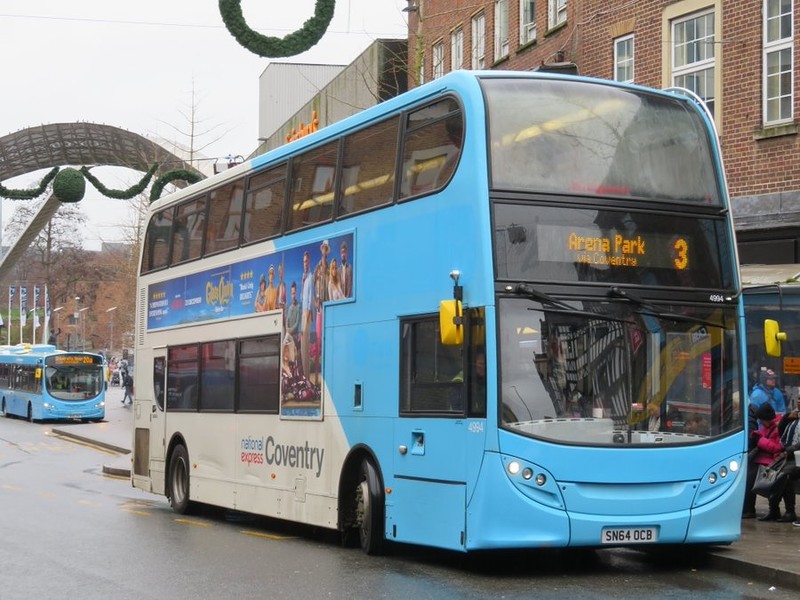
133 349 167 494
391 313 487 551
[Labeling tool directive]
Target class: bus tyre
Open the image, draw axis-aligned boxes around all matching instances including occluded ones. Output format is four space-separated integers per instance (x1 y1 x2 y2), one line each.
355 459 385 555
168 444 192 514
1 399 7 418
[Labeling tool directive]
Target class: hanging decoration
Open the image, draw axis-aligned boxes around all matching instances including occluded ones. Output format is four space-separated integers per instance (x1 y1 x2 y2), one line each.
0 163 206 205
149 169 205 203
219 0 336 58
0 168 59 200
52 168 86 203
80 163 159 200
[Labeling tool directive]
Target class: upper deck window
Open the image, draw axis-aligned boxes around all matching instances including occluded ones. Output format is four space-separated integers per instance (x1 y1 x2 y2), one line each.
171 196 206 265
483 78 721 206
243 164 286 244
142 208 174 273
339 116 400 216
400 98 464 199
288 140 339 232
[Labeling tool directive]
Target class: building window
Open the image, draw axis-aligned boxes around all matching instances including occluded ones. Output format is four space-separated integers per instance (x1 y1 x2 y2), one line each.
672 9 715 117
451 27 464 70
763 0 794 124
548 0 566 30
520 0 536 45
472 12 486 69
433 41 445 79
614 34 634 83
495 0 509 60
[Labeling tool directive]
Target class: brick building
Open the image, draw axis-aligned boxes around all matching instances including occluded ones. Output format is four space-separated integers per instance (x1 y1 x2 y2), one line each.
407 0 800 263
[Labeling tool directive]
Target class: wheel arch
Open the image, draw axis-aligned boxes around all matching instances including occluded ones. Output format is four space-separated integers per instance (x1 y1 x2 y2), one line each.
164 432 189 498
337 444 384 533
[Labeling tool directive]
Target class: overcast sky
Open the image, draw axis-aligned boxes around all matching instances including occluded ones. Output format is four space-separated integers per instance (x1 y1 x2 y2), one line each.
0 1 409 250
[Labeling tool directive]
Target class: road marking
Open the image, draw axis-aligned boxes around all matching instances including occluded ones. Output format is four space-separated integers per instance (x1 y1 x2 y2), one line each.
240 530 296 540
175 518 211 527
49 432 119 456
122 509 151 516
1 484 24 492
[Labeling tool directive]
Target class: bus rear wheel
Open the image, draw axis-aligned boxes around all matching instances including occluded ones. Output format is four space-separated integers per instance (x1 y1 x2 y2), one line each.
354 458 385 555
168 444 192 514
1 399 7 418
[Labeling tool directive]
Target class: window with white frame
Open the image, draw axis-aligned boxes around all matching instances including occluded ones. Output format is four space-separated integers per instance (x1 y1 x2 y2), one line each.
495 0 509 60
451 27 464 70
520 1 536 45
763 0 794 124
672 10 715 116
548 0 566 30
614 34 634 83
433 41 445 79
472 12 486 69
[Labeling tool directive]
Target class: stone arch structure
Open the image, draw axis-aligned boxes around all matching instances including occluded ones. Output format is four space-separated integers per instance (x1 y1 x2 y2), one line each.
0 122 201 280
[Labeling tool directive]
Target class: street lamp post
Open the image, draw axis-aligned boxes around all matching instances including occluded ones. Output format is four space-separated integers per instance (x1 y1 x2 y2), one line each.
73 296 81 352
106 306 117 356
78 307 89 351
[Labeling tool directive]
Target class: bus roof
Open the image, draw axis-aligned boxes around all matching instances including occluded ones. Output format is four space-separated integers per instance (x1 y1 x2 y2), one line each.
740 264 800 286
147 70 707 214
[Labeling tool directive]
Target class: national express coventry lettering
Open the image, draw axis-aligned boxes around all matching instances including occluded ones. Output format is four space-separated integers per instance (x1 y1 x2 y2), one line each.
240 435 325 478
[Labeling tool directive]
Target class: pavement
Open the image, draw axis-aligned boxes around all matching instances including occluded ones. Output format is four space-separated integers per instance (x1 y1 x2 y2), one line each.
51 385 800 589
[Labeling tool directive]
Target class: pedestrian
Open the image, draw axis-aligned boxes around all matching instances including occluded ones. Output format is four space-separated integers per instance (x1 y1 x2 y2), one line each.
122 372 134 405
749 403 794 522
777 407 800 526
749 368 787 415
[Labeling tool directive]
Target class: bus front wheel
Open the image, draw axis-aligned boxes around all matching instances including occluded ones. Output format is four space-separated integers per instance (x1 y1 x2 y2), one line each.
168 444 192 514
354 458 385 555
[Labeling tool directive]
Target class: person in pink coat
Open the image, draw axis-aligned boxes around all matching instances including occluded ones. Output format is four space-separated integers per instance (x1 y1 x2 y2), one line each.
751 403 796 522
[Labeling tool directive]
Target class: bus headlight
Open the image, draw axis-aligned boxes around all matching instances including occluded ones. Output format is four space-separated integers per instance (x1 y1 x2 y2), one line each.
507 461 521 475
708 472 717 484
522 467 533 480
729 460 740 473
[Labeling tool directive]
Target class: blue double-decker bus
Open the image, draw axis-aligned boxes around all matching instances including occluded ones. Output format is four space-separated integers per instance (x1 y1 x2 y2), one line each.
132 71 746 554
0 344 106 422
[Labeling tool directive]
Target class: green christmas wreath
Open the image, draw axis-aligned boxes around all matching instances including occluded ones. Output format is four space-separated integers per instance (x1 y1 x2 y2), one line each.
219 0 336 58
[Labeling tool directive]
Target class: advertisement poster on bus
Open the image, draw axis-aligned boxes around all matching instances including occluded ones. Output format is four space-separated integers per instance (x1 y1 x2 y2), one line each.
147 232 354 419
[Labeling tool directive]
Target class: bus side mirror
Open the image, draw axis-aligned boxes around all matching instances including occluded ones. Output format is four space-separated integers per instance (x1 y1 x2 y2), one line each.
764 319 787 357
440 300 463 346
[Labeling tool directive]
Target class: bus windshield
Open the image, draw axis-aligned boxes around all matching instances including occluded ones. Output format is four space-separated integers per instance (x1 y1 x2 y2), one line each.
499 296 741 446
44 361 104 401
483 77 721 205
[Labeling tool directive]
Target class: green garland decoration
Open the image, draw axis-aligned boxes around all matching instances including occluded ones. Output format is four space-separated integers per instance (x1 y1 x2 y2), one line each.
0 167 60 199
80 163 159 200
52 168 86 203
219 0 335 58
149 169 205 203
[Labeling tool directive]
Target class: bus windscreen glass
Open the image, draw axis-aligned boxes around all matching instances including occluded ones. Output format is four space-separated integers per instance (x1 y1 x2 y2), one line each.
494 204 734 290
483 78 721 205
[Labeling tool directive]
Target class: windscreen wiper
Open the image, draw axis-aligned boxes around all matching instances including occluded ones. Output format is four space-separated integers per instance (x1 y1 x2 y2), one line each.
511 283 573 310
608 286 725 328
512 283 632 324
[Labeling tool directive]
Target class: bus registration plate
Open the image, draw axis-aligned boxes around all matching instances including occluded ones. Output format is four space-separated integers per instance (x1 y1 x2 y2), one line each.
601 527 658 544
